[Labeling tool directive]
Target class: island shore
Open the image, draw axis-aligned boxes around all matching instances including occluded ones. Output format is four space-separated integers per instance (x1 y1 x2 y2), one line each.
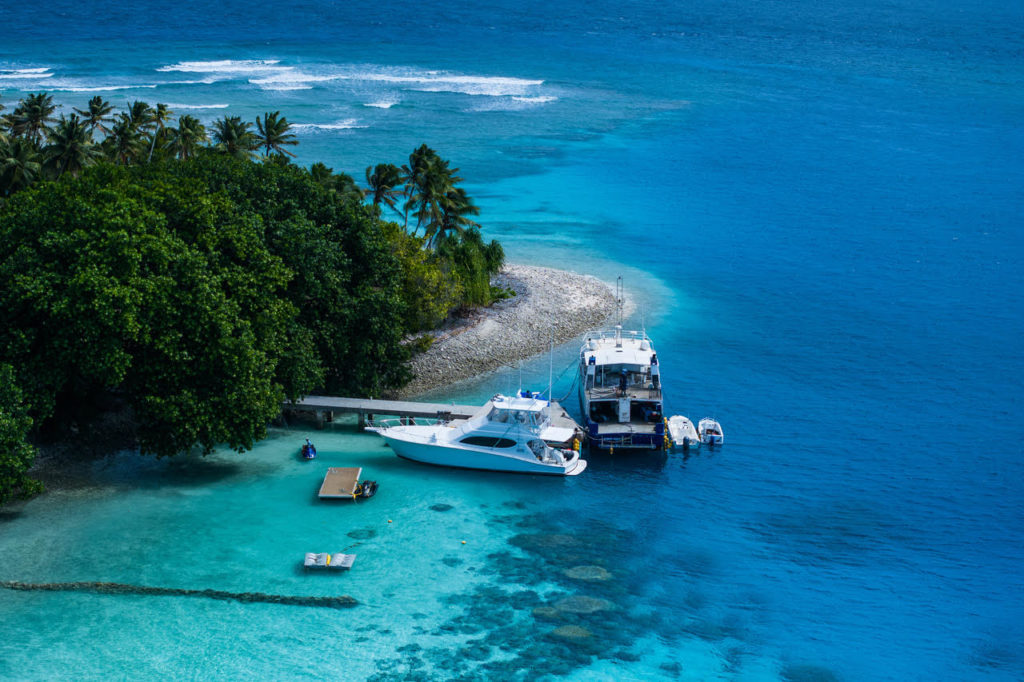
26 265 619 491
394 264 619 398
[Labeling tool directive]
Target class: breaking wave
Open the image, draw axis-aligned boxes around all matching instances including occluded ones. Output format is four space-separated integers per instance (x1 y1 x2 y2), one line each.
291 119 367 131
157 59 287 74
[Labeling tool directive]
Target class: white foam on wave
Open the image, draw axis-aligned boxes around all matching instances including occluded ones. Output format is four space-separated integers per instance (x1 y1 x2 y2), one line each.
165 103 230 110
157 59 286 74
249 72 338 90
363 99 399 109
50 83 159 92
291 119 367 131
511 95 557 104
353 72 544 97
0 69 54 80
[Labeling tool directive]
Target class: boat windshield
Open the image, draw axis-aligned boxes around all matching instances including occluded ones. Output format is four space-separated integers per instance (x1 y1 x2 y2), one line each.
488 407 538 427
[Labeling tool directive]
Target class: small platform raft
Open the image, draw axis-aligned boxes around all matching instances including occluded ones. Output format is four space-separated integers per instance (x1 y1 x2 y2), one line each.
304 553 356 571
317 467 379 500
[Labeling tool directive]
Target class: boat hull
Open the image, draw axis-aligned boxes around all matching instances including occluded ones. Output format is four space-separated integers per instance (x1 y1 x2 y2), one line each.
379 433 587 476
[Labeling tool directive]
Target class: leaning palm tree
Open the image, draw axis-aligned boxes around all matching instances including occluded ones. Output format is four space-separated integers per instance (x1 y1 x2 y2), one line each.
105 113 146 165
165 115 207 160
73 96 114 137
211 115 257 160
428 186 481 247
146 103 173 162
10 92 58 146
255 111 298 157
0 137 43 196
364 163 403 220
43 114 102 179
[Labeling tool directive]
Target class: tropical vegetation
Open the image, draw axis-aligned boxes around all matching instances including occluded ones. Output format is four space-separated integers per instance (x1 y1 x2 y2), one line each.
0 93 506 505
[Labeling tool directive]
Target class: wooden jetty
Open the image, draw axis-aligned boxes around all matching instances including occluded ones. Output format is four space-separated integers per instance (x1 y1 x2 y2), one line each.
285 395 478 427
284 395 582 439
318 467 363 499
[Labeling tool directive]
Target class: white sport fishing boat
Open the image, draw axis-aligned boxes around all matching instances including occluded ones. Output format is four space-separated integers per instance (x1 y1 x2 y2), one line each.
698 418 724 446
368 393 587 476
667 416 699 449
578 279 666 449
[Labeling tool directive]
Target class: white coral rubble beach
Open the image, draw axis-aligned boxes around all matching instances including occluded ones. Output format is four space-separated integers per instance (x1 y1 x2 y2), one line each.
396 265 618 398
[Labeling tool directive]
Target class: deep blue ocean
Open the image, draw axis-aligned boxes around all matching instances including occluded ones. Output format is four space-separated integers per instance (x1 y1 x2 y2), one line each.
2 0 1023 679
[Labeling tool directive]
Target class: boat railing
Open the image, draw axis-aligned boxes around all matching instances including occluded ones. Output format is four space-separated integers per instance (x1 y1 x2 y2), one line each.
585 385 662 400
581 328 654 343
365 416 448 431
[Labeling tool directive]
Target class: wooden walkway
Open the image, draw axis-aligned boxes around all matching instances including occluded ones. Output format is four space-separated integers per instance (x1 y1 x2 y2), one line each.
284 395 582 437
285 395 479 422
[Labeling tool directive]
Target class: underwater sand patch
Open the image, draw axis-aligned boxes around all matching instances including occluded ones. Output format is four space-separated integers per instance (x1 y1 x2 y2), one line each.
563 565 612 582
550 625 593 641
555 595 614 614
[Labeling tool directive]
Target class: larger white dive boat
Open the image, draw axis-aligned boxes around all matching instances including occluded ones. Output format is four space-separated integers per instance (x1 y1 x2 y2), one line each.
368 394 588 476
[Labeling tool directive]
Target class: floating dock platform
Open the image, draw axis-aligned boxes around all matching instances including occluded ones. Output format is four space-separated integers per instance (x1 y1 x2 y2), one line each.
304 552 356 570
318 467 363 499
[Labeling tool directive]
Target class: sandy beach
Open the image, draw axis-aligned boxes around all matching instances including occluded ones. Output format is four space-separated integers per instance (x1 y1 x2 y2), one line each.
395 264 619 398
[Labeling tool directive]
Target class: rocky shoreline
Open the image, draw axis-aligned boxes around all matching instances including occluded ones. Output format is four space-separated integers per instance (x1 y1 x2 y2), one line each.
394 264 619 398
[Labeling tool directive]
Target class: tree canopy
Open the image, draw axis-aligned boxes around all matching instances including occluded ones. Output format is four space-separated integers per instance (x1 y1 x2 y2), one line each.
0 95 507 506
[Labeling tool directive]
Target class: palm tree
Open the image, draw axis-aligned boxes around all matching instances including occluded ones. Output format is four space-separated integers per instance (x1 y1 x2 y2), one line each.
211 116 257 159
0 137 43 196
10 92 58 145
43 114 102 179
73 96 114 137
165 115 207 160
410 154 464 240
126 100 156 135
255 111 298 157
400 144 438 232
105 114 146 165
146 103 173 162
364 163 403 219
429 186 481 247
310 162 334 186
308 163 362 203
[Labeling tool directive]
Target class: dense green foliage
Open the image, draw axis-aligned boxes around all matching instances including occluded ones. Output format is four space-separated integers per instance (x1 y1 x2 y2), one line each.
0 364 42 504
0 94 506 505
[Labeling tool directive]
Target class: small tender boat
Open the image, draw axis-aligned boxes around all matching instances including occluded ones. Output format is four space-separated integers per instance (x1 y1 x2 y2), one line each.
368 393 587 476
301 438 317 459
698 418 724 446
356 480 378 499
667 416 699 449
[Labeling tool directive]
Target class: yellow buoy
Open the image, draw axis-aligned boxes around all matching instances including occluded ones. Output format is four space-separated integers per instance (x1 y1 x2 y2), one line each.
461 540 466 545
388 519 393 523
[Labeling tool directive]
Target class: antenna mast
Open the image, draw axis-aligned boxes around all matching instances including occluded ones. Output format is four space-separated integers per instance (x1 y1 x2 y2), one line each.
616 276 624 326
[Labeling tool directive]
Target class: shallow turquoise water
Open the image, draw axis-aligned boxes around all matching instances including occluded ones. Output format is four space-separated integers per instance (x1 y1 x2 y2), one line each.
2 0 1023 678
